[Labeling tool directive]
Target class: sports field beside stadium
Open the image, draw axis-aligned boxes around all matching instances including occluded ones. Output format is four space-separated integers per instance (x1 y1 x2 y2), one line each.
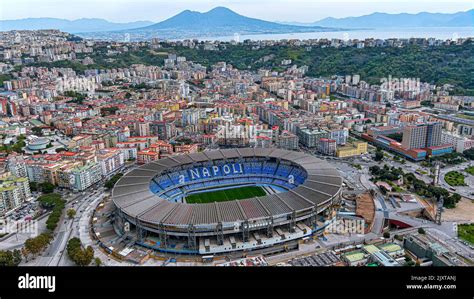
185 186 266 204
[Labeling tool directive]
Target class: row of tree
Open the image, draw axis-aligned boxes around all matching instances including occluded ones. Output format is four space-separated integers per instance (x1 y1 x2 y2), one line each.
15 190 65 265
430 152 466 165
403 173 461 208
66 238 95 266
23 233 53 261
369 165 404 182
29 182 55 193
35 41 474 95
369 164 461 208
104 173 124 190
38 193 66 231
0 249 22 266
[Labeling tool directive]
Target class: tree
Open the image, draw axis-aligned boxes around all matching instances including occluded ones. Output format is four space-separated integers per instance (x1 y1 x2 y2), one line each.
418 228 426 234
28 41 474 96
420 100 433 107
463 148 474 160
12 249 22 265
67 238 81 255
374 150 384 161
38 193 62 208
383 232 390 238
6 136 27 154
405 260 416 267
21 248 29 262
29 182 38 192
0 249 22 266
31 127 44 136
24 233 52 258
369 165 381 175
73 246 94 266
67 238 94 266
94 257 102 267
39 182 55 194
444 193 462 209
64 91 86 104
24 238 42 257
67 208 76 219
104 173 124 190
38 193 65 231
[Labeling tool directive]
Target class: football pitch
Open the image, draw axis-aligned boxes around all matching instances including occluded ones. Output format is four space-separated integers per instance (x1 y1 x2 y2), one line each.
185 186 267 204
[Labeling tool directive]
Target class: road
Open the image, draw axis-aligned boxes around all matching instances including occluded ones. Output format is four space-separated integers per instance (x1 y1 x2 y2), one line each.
55 189 105 266
22 189 105 266
438 161 474 199
8 164 140 266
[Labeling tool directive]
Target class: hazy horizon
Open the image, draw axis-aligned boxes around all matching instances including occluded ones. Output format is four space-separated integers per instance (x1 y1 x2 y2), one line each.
0 0 473 23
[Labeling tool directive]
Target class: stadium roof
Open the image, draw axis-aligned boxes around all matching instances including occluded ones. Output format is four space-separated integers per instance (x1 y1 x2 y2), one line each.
112 148 342 226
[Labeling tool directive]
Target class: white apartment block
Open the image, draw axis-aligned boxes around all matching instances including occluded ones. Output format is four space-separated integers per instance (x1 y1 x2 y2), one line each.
441 131 474 153
69 162 102 192
0 176 31 215
97 149 125 178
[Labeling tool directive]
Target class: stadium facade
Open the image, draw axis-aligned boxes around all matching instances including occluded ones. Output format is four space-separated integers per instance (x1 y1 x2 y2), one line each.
112 148 342 255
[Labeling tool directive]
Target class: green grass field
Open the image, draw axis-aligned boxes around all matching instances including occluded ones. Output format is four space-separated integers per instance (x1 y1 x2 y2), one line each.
445 171 466 186
458 223 474 245
465 166 474 176
185 186 266 204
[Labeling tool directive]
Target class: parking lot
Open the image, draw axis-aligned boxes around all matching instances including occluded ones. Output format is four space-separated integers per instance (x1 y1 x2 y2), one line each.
289 251 340 266
5 201 39 222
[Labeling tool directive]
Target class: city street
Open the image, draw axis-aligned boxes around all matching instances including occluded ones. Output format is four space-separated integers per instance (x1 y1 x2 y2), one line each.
22 189 105 266
438 161 474 199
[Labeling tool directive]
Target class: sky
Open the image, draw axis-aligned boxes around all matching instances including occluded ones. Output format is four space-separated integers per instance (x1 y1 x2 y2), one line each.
1 0 473 23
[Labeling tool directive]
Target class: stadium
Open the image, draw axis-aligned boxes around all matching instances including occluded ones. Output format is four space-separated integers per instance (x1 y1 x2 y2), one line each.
111 148 342 255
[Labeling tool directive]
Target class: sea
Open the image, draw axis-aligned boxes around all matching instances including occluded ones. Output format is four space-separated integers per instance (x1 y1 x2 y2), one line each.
195 27 474 41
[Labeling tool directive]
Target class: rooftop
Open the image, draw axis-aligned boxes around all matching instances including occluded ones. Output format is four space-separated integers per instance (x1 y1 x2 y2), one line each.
343 251 366 262
363 244 380 254
379 243 403 253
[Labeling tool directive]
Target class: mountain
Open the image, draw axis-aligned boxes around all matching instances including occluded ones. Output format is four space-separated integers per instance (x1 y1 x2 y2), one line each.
118 7 335 39
311 9 474 28
0 18 154 33
138 7 315 31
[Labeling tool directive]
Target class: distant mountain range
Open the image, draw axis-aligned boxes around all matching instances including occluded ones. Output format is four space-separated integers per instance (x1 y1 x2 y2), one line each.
119 7 334 39
1 7 336 40
0 18 154 33
2 7 471 41
134 7 327 33
281 9 473 28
